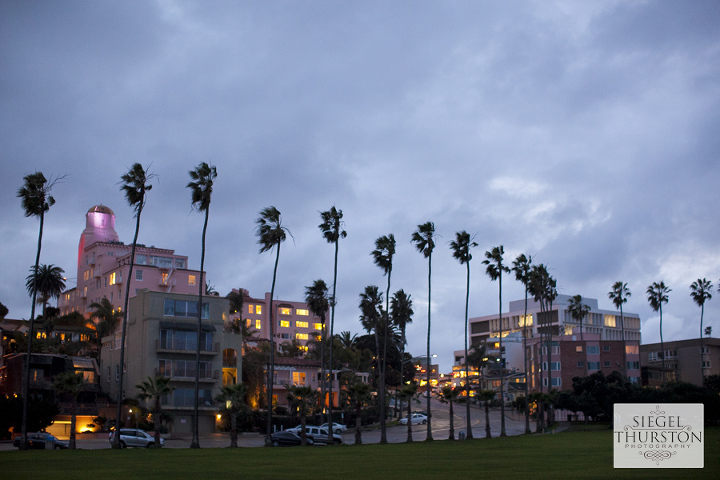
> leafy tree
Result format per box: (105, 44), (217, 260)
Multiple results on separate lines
(371, 234), (396, 444)
(706, 326), (713, 337)
(89, 298), (121, 378)
(390, 289), (413, 422)
(346, 380), (371, 445)
(17, 171), (59, 449)
(113, 163), (153, 448)
(187, 162), (216, 448)
(53, 371), (85, 449)
(512, 253), (533, 434)
(647, 281), (671, 384)
(318, 206), (346, 439)
(608, 281), (631, 376)
(439, 385), (460, 440)
(226, 290), (244, 315)
(450, 230), (477, 438)
(411, 221), (436, 441)
(0, 301), (8, 319)
(255, 206), (289, 446)
(567, 295), (591, 342)
(285, 385), (318, 446)
(215, 382), (248, 447)
(482, 245), (510, 436)
(304, 279), (329, 439)
(136, 375), (172, 448)
(690, 278), (713, 382)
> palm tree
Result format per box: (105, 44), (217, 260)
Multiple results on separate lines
(285, 385), (318, 446)
(567, 295), (591, 342)
(53, 371), (85, 449)
(450, 230), (477, 439)
(215, 382), (249, 448)
(26, 264), (66, 323)
(439, 385), (460, 440)
(608, 281), (631, 377)
(304, 279), (329, 437)
(477, 389), (496, 438)
(690, 278), (713, 383)
(136, 375), (172, 448)
(399, 381), (419, 442)
(371, 234), (396, 444)
(390, 289), (413, 421)
(89, 298), (122, 377)
(113, 163), (153, 448)
(18, 171), (58, 449)
(411, 221), (436, 441)
(318, 207), (346, 438)
(186, 162), (216, 448)
(255, 206), (289, 446)
(647, 281), (671, 385)
(511, 253), (532, 434)
(359, 286), (384, 392)
(482, 245), (510, 437)
(346, 380), (371, 445)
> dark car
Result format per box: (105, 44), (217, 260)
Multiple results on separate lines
(14, 432), (69, 450)
(270, 430), (314, 447)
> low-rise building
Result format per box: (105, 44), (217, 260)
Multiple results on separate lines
(640, 337), (720, 387)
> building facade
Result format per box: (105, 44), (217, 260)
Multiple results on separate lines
(640, 337), (720, 387)
(100, 289), (242, 435)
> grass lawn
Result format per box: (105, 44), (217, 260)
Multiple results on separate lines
(2, 426), (717, 479)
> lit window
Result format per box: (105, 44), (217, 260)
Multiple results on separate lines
(188, 275), (196, 286)
(255, 320), (262, 330)
(576, 346), (583, 353)
(248, 305), (254, 313)
(625, 345), (639, 355)
(313, 323), (323, 331)
(279, 307), (292, 315)
(256, 305), (262, 314)
(279, 320), (290, 328)
(292, 372), (306, 386)
(296, 333), (309, 340)
(161, 273), (169, 284)
(296, 321), (308, 328)
(604, 315), (616, 327)
(519, 314), (533, 327)
(296, 309), (309, 316)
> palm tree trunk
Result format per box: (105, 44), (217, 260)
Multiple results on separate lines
(464, 260), (473, 439)
(406, 396), (413, 442)
(484, 401), (491, 438)
(523, 286), (530, 434)
(660, 306), (665, 386)
(621, 305), (627, 378)
(114, 206), (143, 448)
(69, 399), (77, 449)
(327, 238), (339, 444)
(379, 270), (391, 444)
(699, 305), (704, 384)
(448, 399), (455, 440)
(498, 270), (506, 437)
(230, 412), (238, 448)
(154, 397), (162, 448)
(191, 208), (209, 449)
(265, 243), (280, 446)
(355, 404), (362, 445)
(425, 252), (433, 441)
(21, 210), (44, 449)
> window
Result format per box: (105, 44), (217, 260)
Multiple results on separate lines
(161, 272), (169, 284)
(292, 372), (306, 386)
(188, 275), (196, 286)
(109, 272), (121, 285)
(543, 362), (561, 371)
(519, 314), (533, 327)
(576, 346), (583, 353)
(626, 361), (640, 370)
(296, 309), (309, 316)
(587, 362), (601, 371)
(603, 361), (611, 368)
(256, 305), (262, 314)
(255, 319), (262, 330)
(296, 321), (309, 328)
(577, 361), (585, 368)
(543, 377), (561, 387)
(626, 345), (639, 354)
(163, 299), (209, 319)
(160, 329), (213, 352)
(136, 254), (146, 265)
(136, 270), (143, 281)
(603, 345), (610, 352)
(702, 347), (710, 354)
(248, 305), (254, 314)
(279, 320), (290, 328)
(296, 333), (309, 340)
(279, 307), (292, 315)
(171, 388), (212, 408)
(175, 258), (186, 269)
(587, 346), (599, 355)
(604, 315), (616, 327)
(313, 323), (323, 331)
(702, 361), (711, 369)
(116, 365), (120, 381)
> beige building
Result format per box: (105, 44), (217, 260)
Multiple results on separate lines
(101, 289), (242, 435)
(640, 337), (720, 387)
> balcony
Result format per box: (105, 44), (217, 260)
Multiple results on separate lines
(155, 368), (219, 382)
(155, 339), (220, 355)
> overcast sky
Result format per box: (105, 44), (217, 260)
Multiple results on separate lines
(2, 1), (719, 372)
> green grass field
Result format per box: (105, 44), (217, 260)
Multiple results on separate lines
(2, 427), (717, 479)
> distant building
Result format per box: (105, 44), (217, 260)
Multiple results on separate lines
(640, 337), (720, 387)
(59, 205), (204, 317)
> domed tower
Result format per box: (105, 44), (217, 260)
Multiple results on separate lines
(78, 205), (120, 269)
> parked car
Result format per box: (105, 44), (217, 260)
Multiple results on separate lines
(271, 430), (314, 446)
(320, 422), (347, 434)
(14, 432), (69, 450)
(399, 413), (428, 425)
(109, 428), (165, 448)
(285, 425), (342, 444)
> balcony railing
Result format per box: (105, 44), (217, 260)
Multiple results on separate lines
(155, 339), (219, 354)
(154, 368), (219, 382)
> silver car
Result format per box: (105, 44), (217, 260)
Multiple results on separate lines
(109, 428), (165, 448)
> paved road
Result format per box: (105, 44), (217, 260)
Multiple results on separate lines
(1, 399), (532, 450)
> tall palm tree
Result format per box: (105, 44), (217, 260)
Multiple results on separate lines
(215, 382), (248, 448)
(511, 253), (532, 434)
(567, 295), (591, 342)
(304, 279), (329, 438)
(411, 221), (436, 441)
(136, 375), (172, 448)
(18, 171), (58, 449)
(359, 286), (384, 395)
(186, 162), (216, 448)
(477, 389), (496, 438)
(647, 281), (671, 385)
(398, 381), (419, 442)
(371, 234), (395, 444)
(346, 380), (371, 445)
(318, 206), (346, 438)
(439, 385), (460, 440)
(285, 385), (318, 446)
(256, 206), (289, 446)
(608, 281), (631, 377)
(53, 371), (85, 449)
(450, 230), (477, 439)
(89, 298), (122, 378)
(113, 163), (153, 448)
(690, 278), (713, 383)
(390, 289), (413, 421)
(482, 245), (510, 437)
(26, 264), (66, 322)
